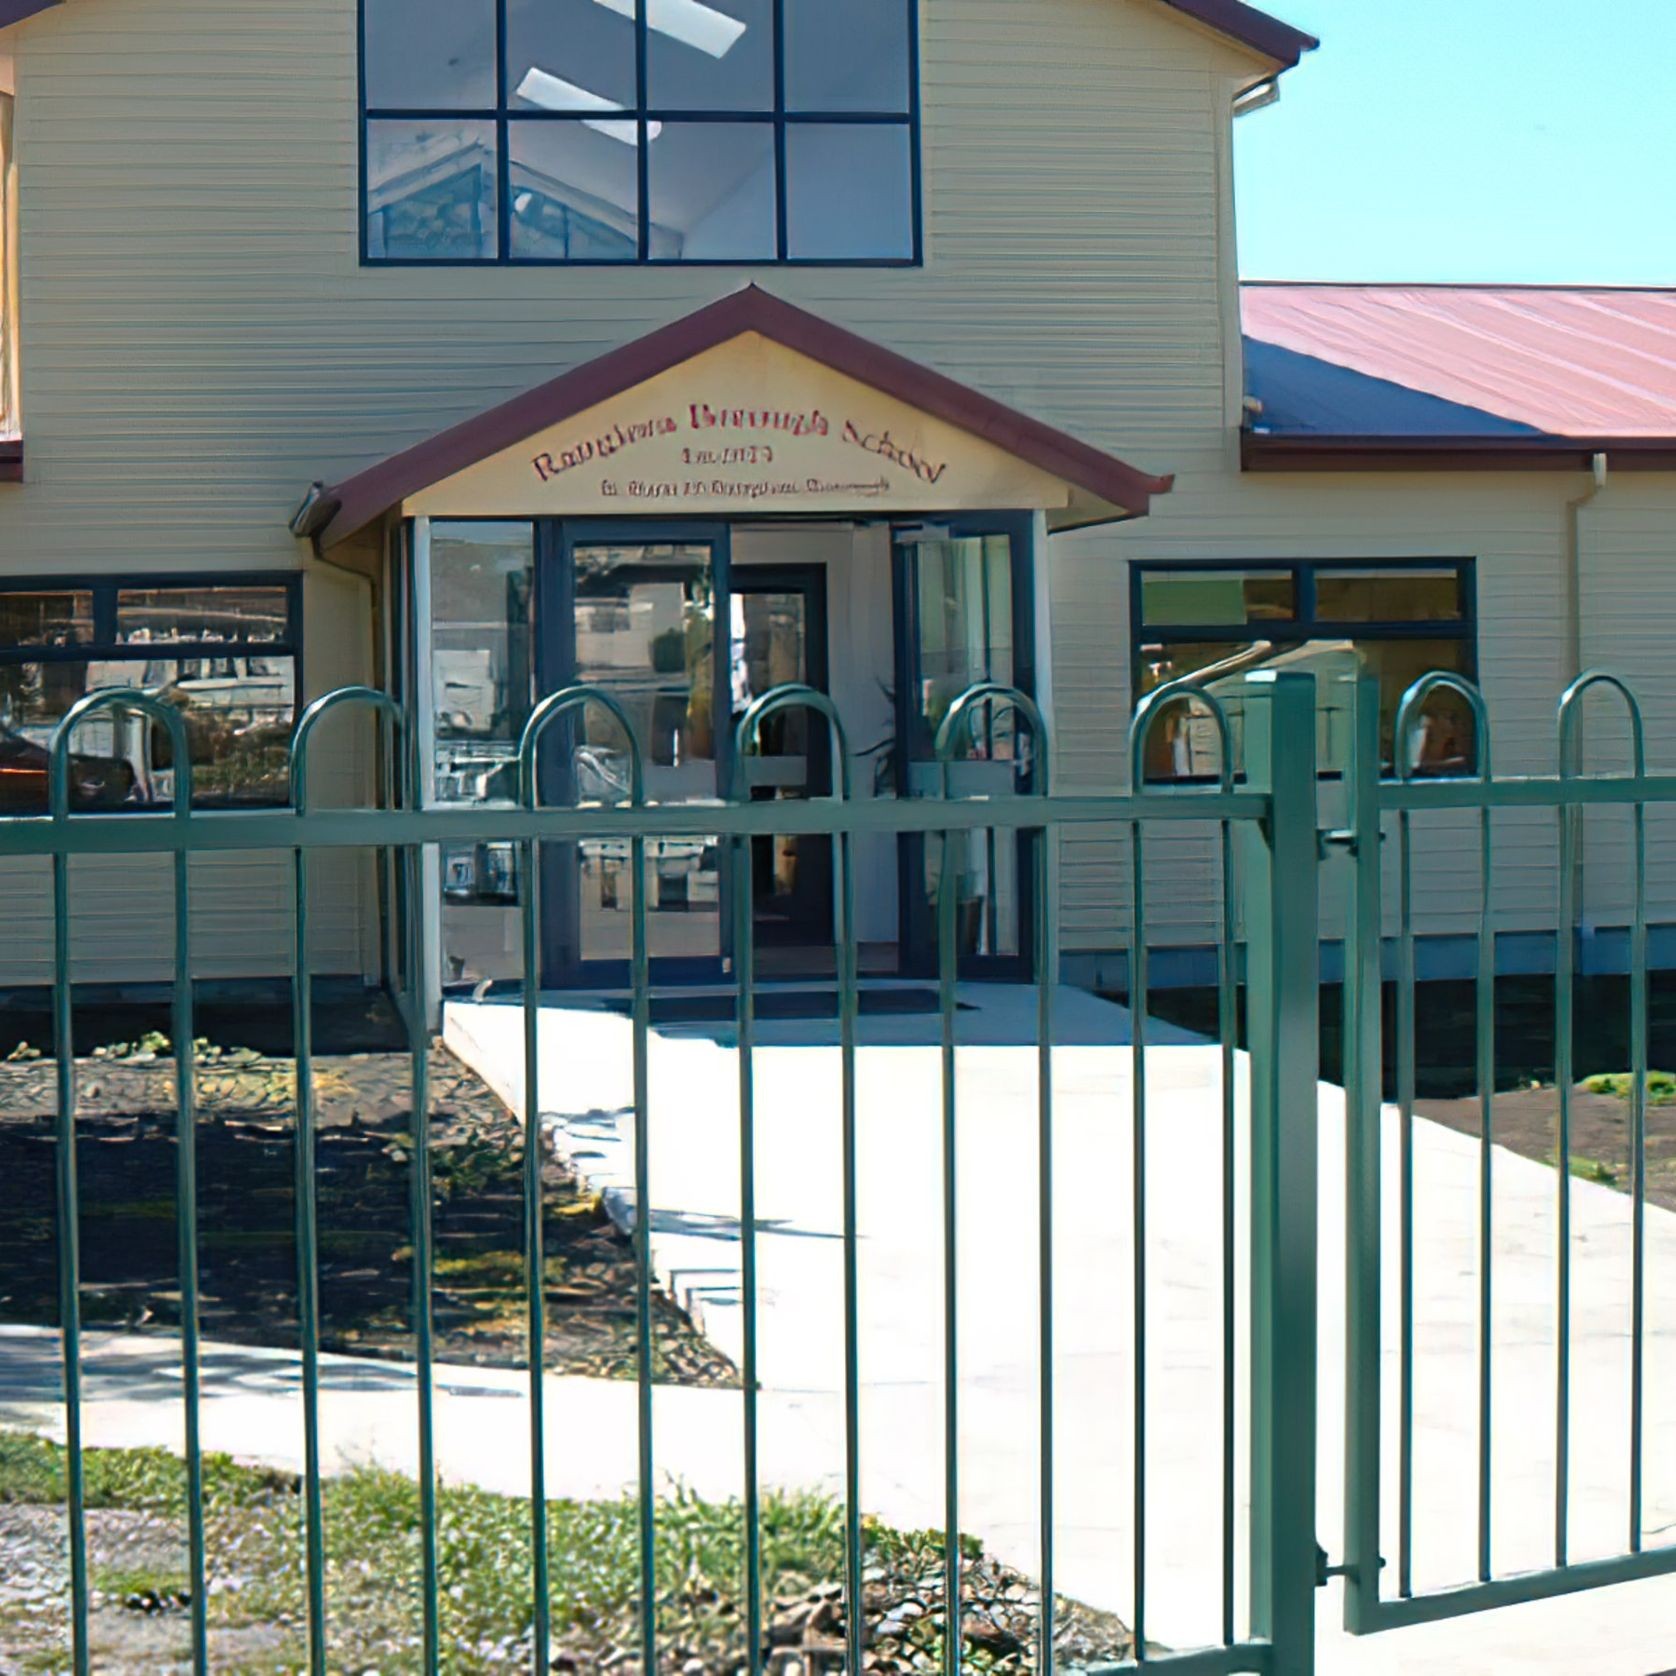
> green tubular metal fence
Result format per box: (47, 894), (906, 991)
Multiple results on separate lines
(9, 667), (1341, 1676)
(1338, 667), (1676, 1636)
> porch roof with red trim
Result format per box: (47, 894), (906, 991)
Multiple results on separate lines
(299, 287), (1174, 548)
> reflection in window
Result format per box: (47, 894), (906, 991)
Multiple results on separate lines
(574, 544), (716, 773)
(363, 0), (497, 110)
(573, 543), (722, 966)
(509, 121), (643, 260)
(785, 124), (914, 261)
(117, 586), (290, 645)
(651, 123), (778, 261)
(1314, 567), (1463, 623)
(0, 579), (300, 811)
(507, 0), (638, 112)
(362, 0), (917, 263)
(1140, 569), (1295, 627)
(785, 0), (912, 112)
(431, 523), (534, 806)
(912, 536), (1021, 962)
(0, 591), (92, 647)
(1133, 560), (1477, 781)
(366, 119), (500, 261)
(648, 0), (773, 111)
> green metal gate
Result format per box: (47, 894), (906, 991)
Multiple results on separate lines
(5, 662), (1672, 1673)
(1336, 668), (1676, 1635)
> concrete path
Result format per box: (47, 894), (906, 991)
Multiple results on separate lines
(445, 986), (1676, 1674)
(4, 982), (1675, 1673)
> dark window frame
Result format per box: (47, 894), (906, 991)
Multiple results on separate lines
(358, 0), (924, 268)
(1130, 556), (1480, 780)
(0, 572), (305, 811)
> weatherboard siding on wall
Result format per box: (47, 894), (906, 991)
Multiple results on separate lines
(0, 0), (1249, 983)
(1049, 468), (1676, 958)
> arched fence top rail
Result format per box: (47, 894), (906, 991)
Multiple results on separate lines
(1558, 671), (1647, 781)
(1392, 671), (1493, 786)
(734, 683), (855, 803)
(1128, 678), (1236, 796)
(289, 686), (407, 815)
(933, 682), (1051, 799)
(48, 688), (195, 823)
(518, 685), (648, 811)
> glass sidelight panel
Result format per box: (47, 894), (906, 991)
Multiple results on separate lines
(729, 576), (833, 956)
(904, 533), (1026, 965)
(572, 541), (722, 965)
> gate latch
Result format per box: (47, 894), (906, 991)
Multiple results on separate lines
(1316, 1545), (1385, 1588)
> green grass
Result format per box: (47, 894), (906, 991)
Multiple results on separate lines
(0, 1432), (878, 1671)
(1580, 1070), (1676, 1103)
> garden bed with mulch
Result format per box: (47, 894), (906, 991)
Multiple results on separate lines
(1416, 1075), (1676, 1211)
(0, 1038), (733, 1387)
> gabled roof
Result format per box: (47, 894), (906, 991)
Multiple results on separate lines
(1159, 0), (1317, 70)
(303, 286), (1174, 548)
(2, 0), (1319, 69)
(1242, 283), (1676, 470)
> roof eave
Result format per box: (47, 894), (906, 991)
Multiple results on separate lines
(315, 286), (1174, 549)
(0, 1), (59, 30)
(1161, 0), (1319, 72)
(1242, 432), (1676, 473)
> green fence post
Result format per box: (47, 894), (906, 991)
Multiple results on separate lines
(1340, 673), (1384, 1633)
(1241, 671), (1321, 1676)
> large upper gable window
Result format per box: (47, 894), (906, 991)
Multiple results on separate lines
(360, 0), (920, 266)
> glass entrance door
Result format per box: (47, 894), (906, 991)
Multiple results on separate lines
(541, 526), (729, 981)
(537, 526), (837, 984)
(893, 515), (1039, 979)
(730, 567), (833, 966)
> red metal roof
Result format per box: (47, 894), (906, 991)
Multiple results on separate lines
(1243, 284), (1676, 442)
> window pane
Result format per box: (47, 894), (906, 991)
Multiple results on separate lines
(651, 122), (776, 259)
(431, 523), (534, 805)
(1315, 566), (1464, 623)
(1364, 638), (1478, 776)
(785, 0), (911, 112)
(1140, 569), (1295, 627)
(0, 590), (93, 647)
(915, 537), (1015, 755)
(573, 543), (720, 964)
(116, 586), (291, 646)
(510, 120), (641, 260)
(1135, 637), (1478, 779)
(0, 657), (296, 811)
(785, 123), (913, 260)
(363, 0), (497, 110)
(367, 120), (500, 260)
(507, 0), (639, 113)
(647, 0), (773, 112)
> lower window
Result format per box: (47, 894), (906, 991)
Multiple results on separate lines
(1133, 560), (1478, 781)
(0, 577), (301, 811)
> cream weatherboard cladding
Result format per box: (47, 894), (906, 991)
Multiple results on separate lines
(3, 0), (1672, 985)
(0, 0), (1256, 983)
